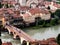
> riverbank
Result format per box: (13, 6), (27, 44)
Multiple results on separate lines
(14, 18), (60, 29)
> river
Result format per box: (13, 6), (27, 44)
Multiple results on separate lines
(1, 25), (60, 45)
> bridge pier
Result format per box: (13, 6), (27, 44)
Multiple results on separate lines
(27, 42), (29, 45)
(8, 30), (11, 34)
(13, 35), (16, 39)
(21, 38), (30, 45)
(13, 34), (17, 39)
(7, 28), (11, 34)
(20, 37), (25, 45)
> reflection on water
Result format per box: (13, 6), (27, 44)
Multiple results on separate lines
(1, 25), (60, 45)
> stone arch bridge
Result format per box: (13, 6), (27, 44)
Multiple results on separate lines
(5, 25), (39, 45)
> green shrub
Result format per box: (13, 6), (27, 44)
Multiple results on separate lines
(54, 9), (60, 18)
(50, 19), (56, 26)
(56, 34), (60, 45)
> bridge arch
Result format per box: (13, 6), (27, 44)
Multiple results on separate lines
(16, 35), (20, 40)
(4, 28), (8, 32)
(7, 30), (10, 34)
(13, 32), (18, 39)
(22, 40), (27, 45)
(14, 32), (16, 34)
(10, 32), (13, 35)
(5, 25), (35, 45)
(4, 28), (9, 33)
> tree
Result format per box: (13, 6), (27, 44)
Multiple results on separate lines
(35, 17), (41, 26)
(46, 0), (52, 1)
(56, 34), (60, 45)
(0, 2), (2, 8)
(0, 30), (1, 36)
(54, 9), (60, 19)
(57, 0), (60, 1)
(50, 18), (56, 26)
(0, 39), (2, 45)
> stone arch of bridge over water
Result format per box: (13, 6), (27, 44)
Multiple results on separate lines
(22, 40), (27, 45)
(16, 35), (21, 40)
(10, 32), (13, 36)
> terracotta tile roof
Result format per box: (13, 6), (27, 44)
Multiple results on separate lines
(30, 37), (57, 44)
(44, 1), (51, 5)
(3, 0), (8, 1)
(53, 3), (60, 8)
(31, 2), (37, 5)
(3, 0), (14, 2)
(2, 0), (16, 4)
(20, 6), (30, 11)
(41, 9), (50, 14)
(12, 13), (22, 18)
(37, 3), (45, 7)
(0, 11), (3, 14)
(47, 38), (56, 42)
(7, 9), (14, 14)
(39, 40), (48, 45)
(0, 8), (3, 11)
(23, 13), (31, 17)
(29, 8), (41, 15)
(29, 8), (50, 15)
(29, 40), (38, 44)
(0, 9), (4, 14)
(49, 42), (58, 45)
(2, 1), (8, 4)
(10, 1), (16, 4)
(13, 15), (22, 18)
(43, 1), (60, 9)
(2, 42), (12, 45)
